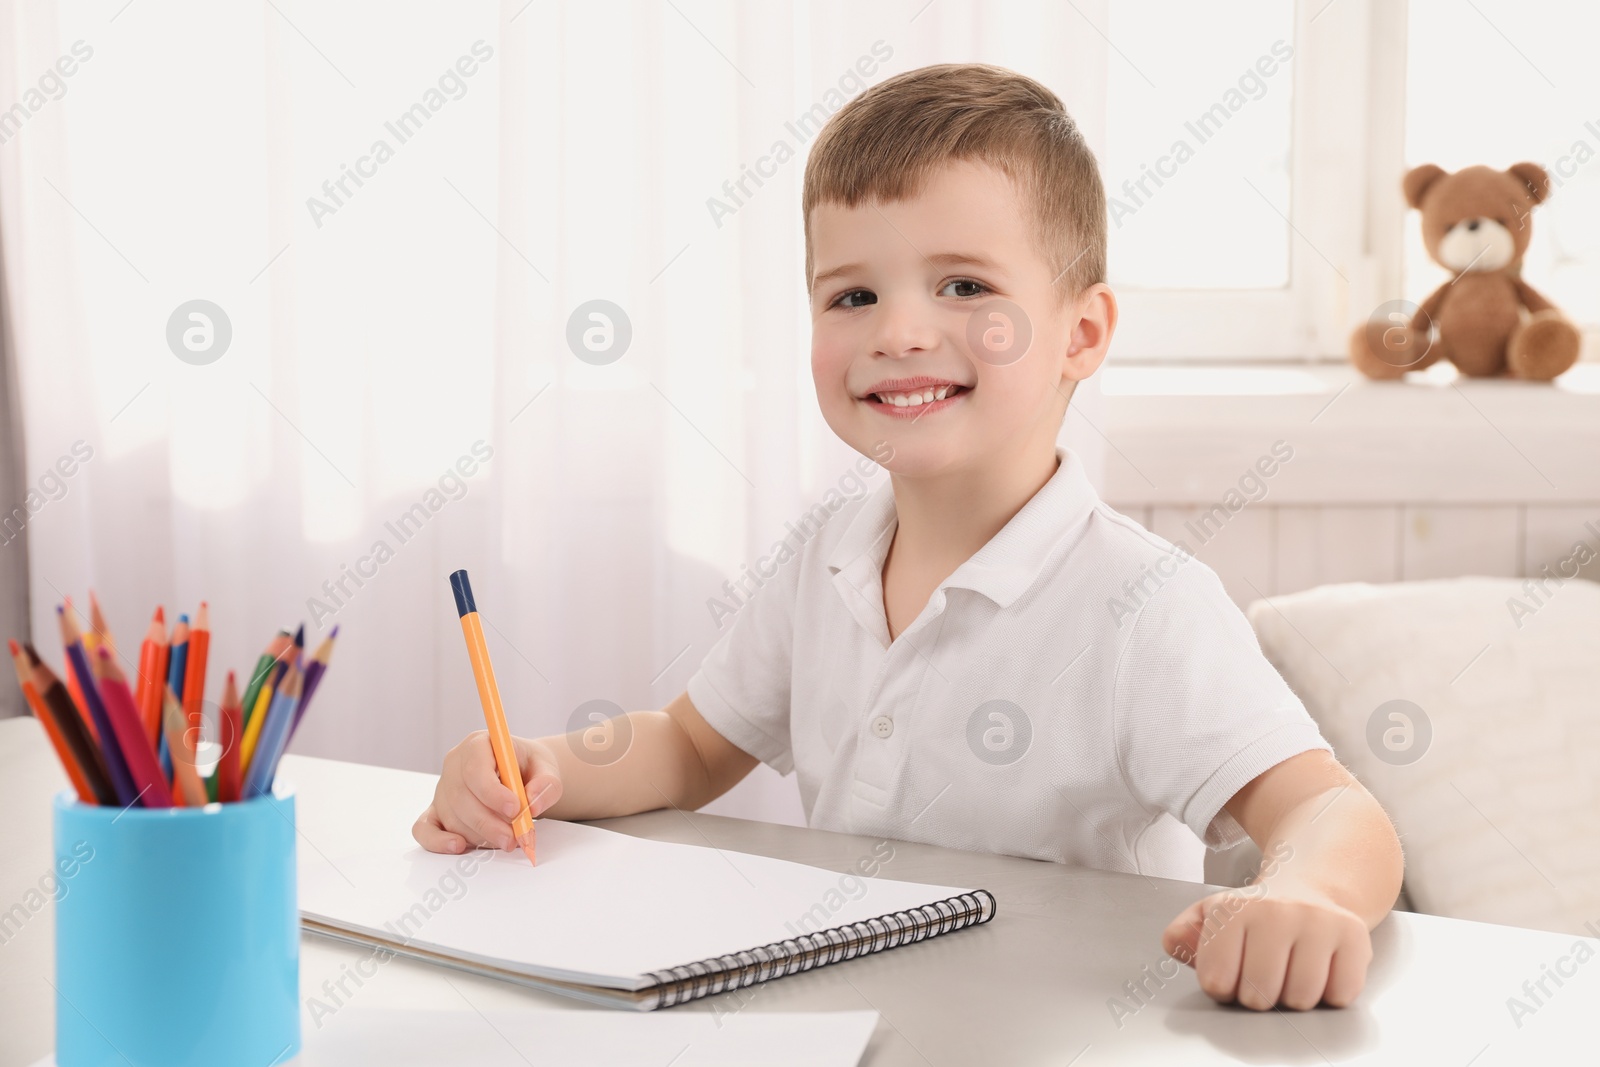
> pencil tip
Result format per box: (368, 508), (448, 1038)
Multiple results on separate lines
(153, 605), (164, 623)
(293, 623), (305, 645)
(6, 638), (18, 656)
(329, 624), (340, 638)
(178, 614), (189, 624)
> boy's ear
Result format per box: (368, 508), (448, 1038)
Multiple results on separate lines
(1063, 283), (1116, 382)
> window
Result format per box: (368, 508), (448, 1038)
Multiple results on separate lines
(1404, 0), (1600, 333)
(1102, 0), (1596, 365)
(1104, 1), (1295, 291)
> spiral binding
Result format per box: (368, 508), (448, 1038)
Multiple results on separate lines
(642, 888), (997, 1009)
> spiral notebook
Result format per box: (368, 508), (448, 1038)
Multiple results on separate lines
(298, 817), (996, 1010)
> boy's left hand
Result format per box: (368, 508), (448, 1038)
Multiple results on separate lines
(1162, 880), (1373, 1011)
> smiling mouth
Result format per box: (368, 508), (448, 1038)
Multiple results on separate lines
(862, 384), (972, 408)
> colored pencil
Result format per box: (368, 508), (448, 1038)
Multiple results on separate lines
(242, 659), (301, 799)
(10, 640), (95, 803)
(239, 659), (284, 774)
(58, 606), (137, 806)
(94, 648), (173, 807)
(160, 614), (189, 778)
(136, 606), (166, 745)
(21, 643), (118, 805)
(217, 670), (243, 803)
(182, 601), (210, 736)
(59, 598), (95, 741)
(87, 590), (117, 655)
(161, 685), (208, 807)
(449, 569), (536, 864)
(240, 630), (292, 733)
(165, 614), (189, 703)
(287, 625), (337, 744)
(241, 631), (296, 773)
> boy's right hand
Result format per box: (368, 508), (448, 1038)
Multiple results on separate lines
(412, 731), (565, 854)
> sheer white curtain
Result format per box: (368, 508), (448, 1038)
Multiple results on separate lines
(0, 0), (1108, 823)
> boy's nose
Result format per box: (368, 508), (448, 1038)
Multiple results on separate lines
(869, 303), (939, 359)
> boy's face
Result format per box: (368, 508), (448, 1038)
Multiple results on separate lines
(807, 159), (1105, 478)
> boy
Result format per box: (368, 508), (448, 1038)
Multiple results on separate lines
(414, 62), (1403, 1012)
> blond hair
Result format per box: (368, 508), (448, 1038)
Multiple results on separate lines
(802, 62), (1105, 304)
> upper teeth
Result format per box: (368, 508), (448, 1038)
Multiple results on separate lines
(874, 386), (954, 406)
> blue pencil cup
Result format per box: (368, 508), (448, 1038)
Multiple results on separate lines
(53, 788), (300, 1067)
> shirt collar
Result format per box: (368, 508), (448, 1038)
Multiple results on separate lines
(825, 445), (1097, 609)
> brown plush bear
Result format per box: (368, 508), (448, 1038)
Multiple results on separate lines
(1349, 163), (1581, 381)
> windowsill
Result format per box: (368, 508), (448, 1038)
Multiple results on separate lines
(1098, 361), (1600, 505)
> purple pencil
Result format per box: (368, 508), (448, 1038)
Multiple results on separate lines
(286, 625), (337, 744)
(58, 606), (139, 806)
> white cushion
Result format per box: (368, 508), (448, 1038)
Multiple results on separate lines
(1246, 577), (1600, 936)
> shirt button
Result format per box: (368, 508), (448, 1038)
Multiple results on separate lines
(870, 715), (894, 739)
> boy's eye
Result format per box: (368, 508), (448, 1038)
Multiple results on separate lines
(942, 278), (989, 298)
(830, 279), (988, 309)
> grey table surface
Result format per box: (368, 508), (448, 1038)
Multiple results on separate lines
(2, 717), (1593, 1066)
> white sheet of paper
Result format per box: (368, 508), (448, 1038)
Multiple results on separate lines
(32, 1006), (881, 1067)
(300, 817), (976, 988)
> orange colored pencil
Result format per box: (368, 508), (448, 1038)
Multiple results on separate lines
(217, 670), (243, 804)
(94, 647), (173, 807)
(181, 601), (210, 737)
(137, 606), (167, 745)
(10, 640), (95, 803)
(60, 597), (95, 741)
(449, 569), (536, 864)
(87, 590), (118, 655)
(162, 685), (208, 807)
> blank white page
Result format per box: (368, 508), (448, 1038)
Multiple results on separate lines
(299, 817), (977, 988)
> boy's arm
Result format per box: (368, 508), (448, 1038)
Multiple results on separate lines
(544, 689), (760, 819)
(1161, 750), (1404, 1011)
(413, 690), (758, 852)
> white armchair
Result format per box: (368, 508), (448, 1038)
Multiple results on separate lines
(1235, 577), (1600, 937)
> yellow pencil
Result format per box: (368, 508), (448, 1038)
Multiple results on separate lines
(238, 675), (277, 773)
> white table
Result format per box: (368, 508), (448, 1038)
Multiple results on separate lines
(2, 717), (1594, 1065)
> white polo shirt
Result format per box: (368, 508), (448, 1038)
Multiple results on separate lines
(686, 445), (1330, 883)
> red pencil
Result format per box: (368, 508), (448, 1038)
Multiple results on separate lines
(182, 602), (210, 738)
(137, 606), (167, 746)
(218, 670), (243, 803)
(93, 647), (173, 807)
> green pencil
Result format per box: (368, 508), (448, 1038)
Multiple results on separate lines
(239, 631), (291, 733)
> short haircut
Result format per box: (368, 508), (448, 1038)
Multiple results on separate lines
(802, 62), (1106, 305)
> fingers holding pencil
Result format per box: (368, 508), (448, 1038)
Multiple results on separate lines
(415, 731), (563, 855)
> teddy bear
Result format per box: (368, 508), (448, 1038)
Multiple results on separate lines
(1349, 162), (1581, 381)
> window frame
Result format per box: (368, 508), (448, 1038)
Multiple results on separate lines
(1109, 0), (1406, 364)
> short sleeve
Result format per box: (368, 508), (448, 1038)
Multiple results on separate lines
(685, 555), (802, 776)
(1112, 561), (1331, 850)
